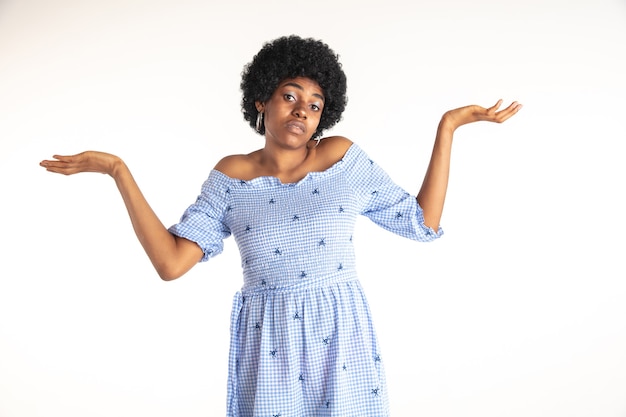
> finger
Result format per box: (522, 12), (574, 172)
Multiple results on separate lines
(51, 154), (78, 163)
(40, 159), (65, 168)
(501, 101), (522, 115)
(487, 99), (504, 114)
(40, 161), (67, 174)
(501, 101), (520, 111)
(494, 102), (522, 123)
(40, 157), (81, 175)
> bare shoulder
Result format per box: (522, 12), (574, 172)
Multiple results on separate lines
(315, 136), (353, 166)
(213, 153), (258, 180)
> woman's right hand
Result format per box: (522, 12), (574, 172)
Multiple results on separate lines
(40, 151), (123, 177)
(40, 150), (203, 280)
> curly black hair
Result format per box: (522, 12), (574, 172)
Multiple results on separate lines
(240, 35), (348, 139)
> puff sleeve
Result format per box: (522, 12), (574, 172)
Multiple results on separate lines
(342, 144), (443, 242)
(168, 170), (232, 262)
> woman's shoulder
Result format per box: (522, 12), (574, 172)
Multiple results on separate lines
(315, 135), (353, 166)
(212, 136), (356, 182)
(213, 153), (257, 180)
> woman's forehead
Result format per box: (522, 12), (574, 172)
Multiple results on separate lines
(276, 77), (324, 98)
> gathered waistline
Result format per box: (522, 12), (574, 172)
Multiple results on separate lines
(239, 270), (359, 297)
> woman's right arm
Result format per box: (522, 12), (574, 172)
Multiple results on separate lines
(40, 151), (203, 280)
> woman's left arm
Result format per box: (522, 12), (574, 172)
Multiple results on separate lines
(417, 99), (522, 230)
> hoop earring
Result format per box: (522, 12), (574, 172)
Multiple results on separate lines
(256, 112), (264, 133)
(315, 137), (321, 147)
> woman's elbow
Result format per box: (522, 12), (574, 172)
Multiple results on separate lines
(155, 237), (203, 281)
(155, 261), (191, 281)
(158, 270), (182, 281)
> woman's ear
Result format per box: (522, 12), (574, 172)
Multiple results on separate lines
(255, 101), (264, 113)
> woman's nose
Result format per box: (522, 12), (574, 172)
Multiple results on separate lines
(293, 105), (307, 119)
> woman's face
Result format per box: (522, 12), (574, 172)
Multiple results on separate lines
(258, 77), (325, 148)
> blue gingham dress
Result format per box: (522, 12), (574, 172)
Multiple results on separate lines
(169, 143), (442, 417)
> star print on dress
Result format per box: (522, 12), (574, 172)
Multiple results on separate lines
(168, 143), (442, 416)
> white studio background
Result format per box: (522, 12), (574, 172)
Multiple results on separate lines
(1, 0), (625, 416)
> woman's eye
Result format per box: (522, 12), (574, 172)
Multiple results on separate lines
(311, 104), (320, 111)
(284, 94), (295, 101)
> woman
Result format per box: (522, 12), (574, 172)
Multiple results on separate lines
(40, 35), (521, 416)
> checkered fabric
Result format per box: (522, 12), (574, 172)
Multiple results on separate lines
(169, 143), (443, 417)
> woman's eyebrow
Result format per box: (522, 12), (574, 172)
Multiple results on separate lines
(282, 82), (325, 102)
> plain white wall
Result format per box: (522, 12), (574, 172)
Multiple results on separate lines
(1, 0), (625, 416)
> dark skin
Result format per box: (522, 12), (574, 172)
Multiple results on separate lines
(40, 76), (522, 280)
(215, 78), (350, 184)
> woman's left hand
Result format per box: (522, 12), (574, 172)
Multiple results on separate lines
(442, 99), (522, 132)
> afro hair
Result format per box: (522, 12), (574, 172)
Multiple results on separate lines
(240, 35), (348, 139)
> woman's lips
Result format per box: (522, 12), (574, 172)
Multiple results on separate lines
(286, 120), (306, 134)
